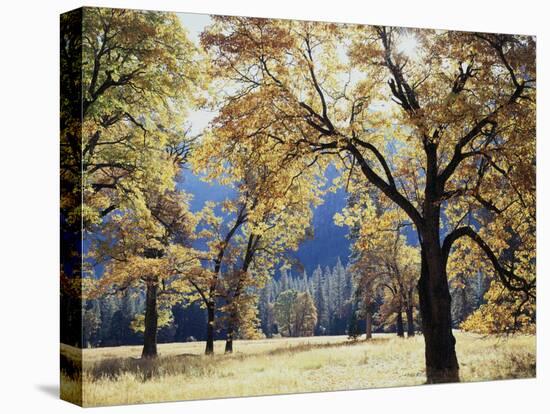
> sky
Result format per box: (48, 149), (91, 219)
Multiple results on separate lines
(177, 12), (212, 45)
(177, 13), (216, 134)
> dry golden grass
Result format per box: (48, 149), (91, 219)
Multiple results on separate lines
(60, 331), (535, 407)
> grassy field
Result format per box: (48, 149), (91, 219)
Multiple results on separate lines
(61, 331), (536, 407)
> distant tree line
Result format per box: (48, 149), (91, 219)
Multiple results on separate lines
(260, 259), (353, 337)
(82, 290), (206, 347)
(83, 256), (493, 348)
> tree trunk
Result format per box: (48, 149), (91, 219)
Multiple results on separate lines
(406, 305), (415, 337)
(141, 283), (158, 359)
(417, 237), (459, 383)
(396, 308), (405, 337)
(225, 331), (234, 353)
(224, 316), (235, 354)
(365, 310), (372, 340)
(205, 303), (215, 355)
(225, 277), (244, 354)
(224, 304), (238, 353)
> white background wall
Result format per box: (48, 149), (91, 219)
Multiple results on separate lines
(0, 0), (546, 412)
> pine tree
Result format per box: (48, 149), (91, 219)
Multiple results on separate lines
(109, 309), (126, 346)
(312, 265), (328, 334)
(289, 271), (297, 291)
(450, 270), (489, 327)
(333, 257), (346, 318)
(83, 300), (101, 347)
(344, 264), (354, 303)
(269, 278), (279, 300)
(280, 269), (289, 292)
(259, 283), (272, 337)
(99, 295), (118, 345)
(300, 270), (309, 293)
(323, 265), (333, 331)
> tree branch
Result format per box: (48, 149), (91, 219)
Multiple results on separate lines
(442, 226), (535, 298)
(346, 142), (423, 229)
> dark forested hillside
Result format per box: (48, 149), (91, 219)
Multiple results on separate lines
(294, 185), (350, 274)
(180, 166), (352, 275)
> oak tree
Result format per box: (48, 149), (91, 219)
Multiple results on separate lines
(202, 18), (535, 382)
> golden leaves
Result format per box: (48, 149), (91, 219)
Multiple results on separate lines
(461, 280), (535, 334)
(81, 13), (536, 339)
(77, 8), (207, 229)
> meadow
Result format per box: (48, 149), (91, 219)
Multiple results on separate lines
(61, 332), (536, 407)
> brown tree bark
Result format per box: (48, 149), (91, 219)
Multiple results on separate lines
(225, 279), (244, 353)
(141, 282), (158, 359)
(396, 308), (405, 337)
(224, 298), (239, 353)
(406, 305), (415, 337)
(365, 310), (372, 340)
(413, 141), (459, 383)
(205, 303), (215, 355)
(417, 233), (459, 383)
(225, 287), (242, 354)
(224, 329), (234, 353)
(225, 297), (239, 353)
(225, 235), (259, 353)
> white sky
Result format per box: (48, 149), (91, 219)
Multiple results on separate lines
(177, 13), (216, 135)
(178, 12), (212, 45)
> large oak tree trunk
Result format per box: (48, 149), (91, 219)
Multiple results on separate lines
(417, 233), (459, 383)
(396, 308), (405, 337)
(406, 305), (415, 337)
(365, 310), (372, 340)
(205, 303), (215, 355)
(416, 147), (460, 383)
(142, 283), (158, 359)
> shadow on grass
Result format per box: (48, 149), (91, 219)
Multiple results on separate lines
(85, 353), (215, 381)
(61, 337), (390, 382)
(263, 337), (390, 357)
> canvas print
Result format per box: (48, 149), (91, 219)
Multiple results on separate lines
(60, 6), (536, 407)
